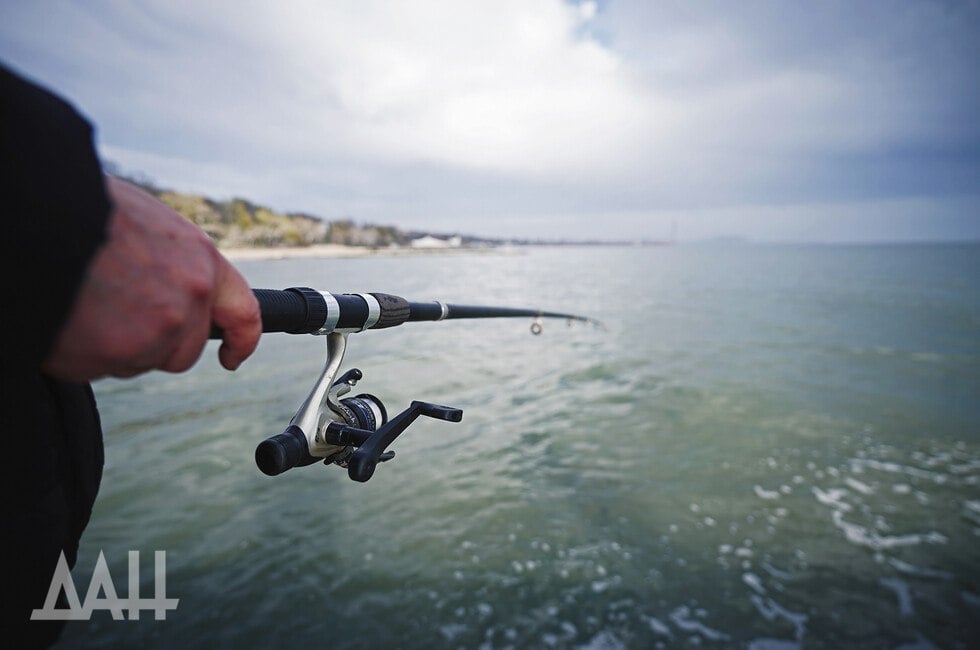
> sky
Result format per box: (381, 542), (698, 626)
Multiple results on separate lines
(1, 0), (978, 243)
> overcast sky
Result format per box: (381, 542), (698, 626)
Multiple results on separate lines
(2, 1), (978, 242)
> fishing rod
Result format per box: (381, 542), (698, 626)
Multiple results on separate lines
(216, 288), (600, 483)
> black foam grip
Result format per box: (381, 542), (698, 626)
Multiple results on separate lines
(370, 293), (411, 329)
(255, 287), (326, 334)
(212, 288), (328, 338)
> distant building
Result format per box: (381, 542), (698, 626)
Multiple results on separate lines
(410, 235), (462, 248)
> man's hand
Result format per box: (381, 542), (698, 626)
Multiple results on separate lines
(42, 176), (261, 381)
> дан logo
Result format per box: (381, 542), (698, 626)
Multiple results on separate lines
(31, 550), (179, 621)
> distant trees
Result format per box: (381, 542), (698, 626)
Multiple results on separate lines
(104, 162), (476, 249)
(326, 220), (403, 247)
(154, 193), (327, 247)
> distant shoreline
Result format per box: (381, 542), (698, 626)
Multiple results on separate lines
(219, 243), (509, 262)
(219, 241), (681, 262)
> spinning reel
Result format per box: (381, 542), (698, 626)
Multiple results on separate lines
(218, 287), (599, 482)
(254, 331), (461, 482)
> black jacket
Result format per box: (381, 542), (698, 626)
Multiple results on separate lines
(1, 63), (111, 647)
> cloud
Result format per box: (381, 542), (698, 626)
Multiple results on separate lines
(27, 2), (651, 180)
(206, 1), (655, 180)
(1, 0), (977, 241)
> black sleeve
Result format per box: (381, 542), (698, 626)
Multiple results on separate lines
(0, 63), (112, 366)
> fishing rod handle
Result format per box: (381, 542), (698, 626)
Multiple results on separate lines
(252, 288), (322, 334)
(210, 288), (410, 338)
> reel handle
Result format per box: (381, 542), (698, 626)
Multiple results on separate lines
(326, 401), (463, 482)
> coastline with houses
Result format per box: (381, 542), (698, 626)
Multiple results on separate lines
(110, 169), (668, 261)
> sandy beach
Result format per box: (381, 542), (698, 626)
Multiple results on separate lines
(220, 243), (374, 261)
(219, 244), (506, 262)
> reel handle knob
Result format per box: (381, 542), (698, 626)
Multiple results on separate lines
(347, 400), (462, 482)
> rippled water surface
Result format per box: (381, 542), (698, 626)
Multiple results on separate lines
(59, 244), (979, 648)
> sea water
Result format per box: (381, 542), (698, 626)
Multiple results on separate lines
(59, 244), (979, 648)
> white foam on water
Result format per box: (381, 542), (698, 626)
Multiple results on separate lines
(880, 577), (914, 616)
(439, 622), (468, 642)
(668, 605), (729, 641)
(873, 514), (891, 532)
(761, 561), (793, 581)
(644, 615), (673, 637)
(962, 591), (980, 607)
(948, 459), (980, 474)
(749, 594), (808, 641)
(575, 630), (625, 650)
(887, 557), (953, 580)
(743, 572), (767, 595)
(831, 510), (948, 550)
(844, 477), (875, 495)
(812, 487), (853, 512)
(965, 500), (980, 524)
(754, 485), (781, 500)
(850, 458), (948, 484)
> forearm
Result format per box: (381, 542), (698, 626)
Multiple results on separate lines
(0, 63), (111, 367)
